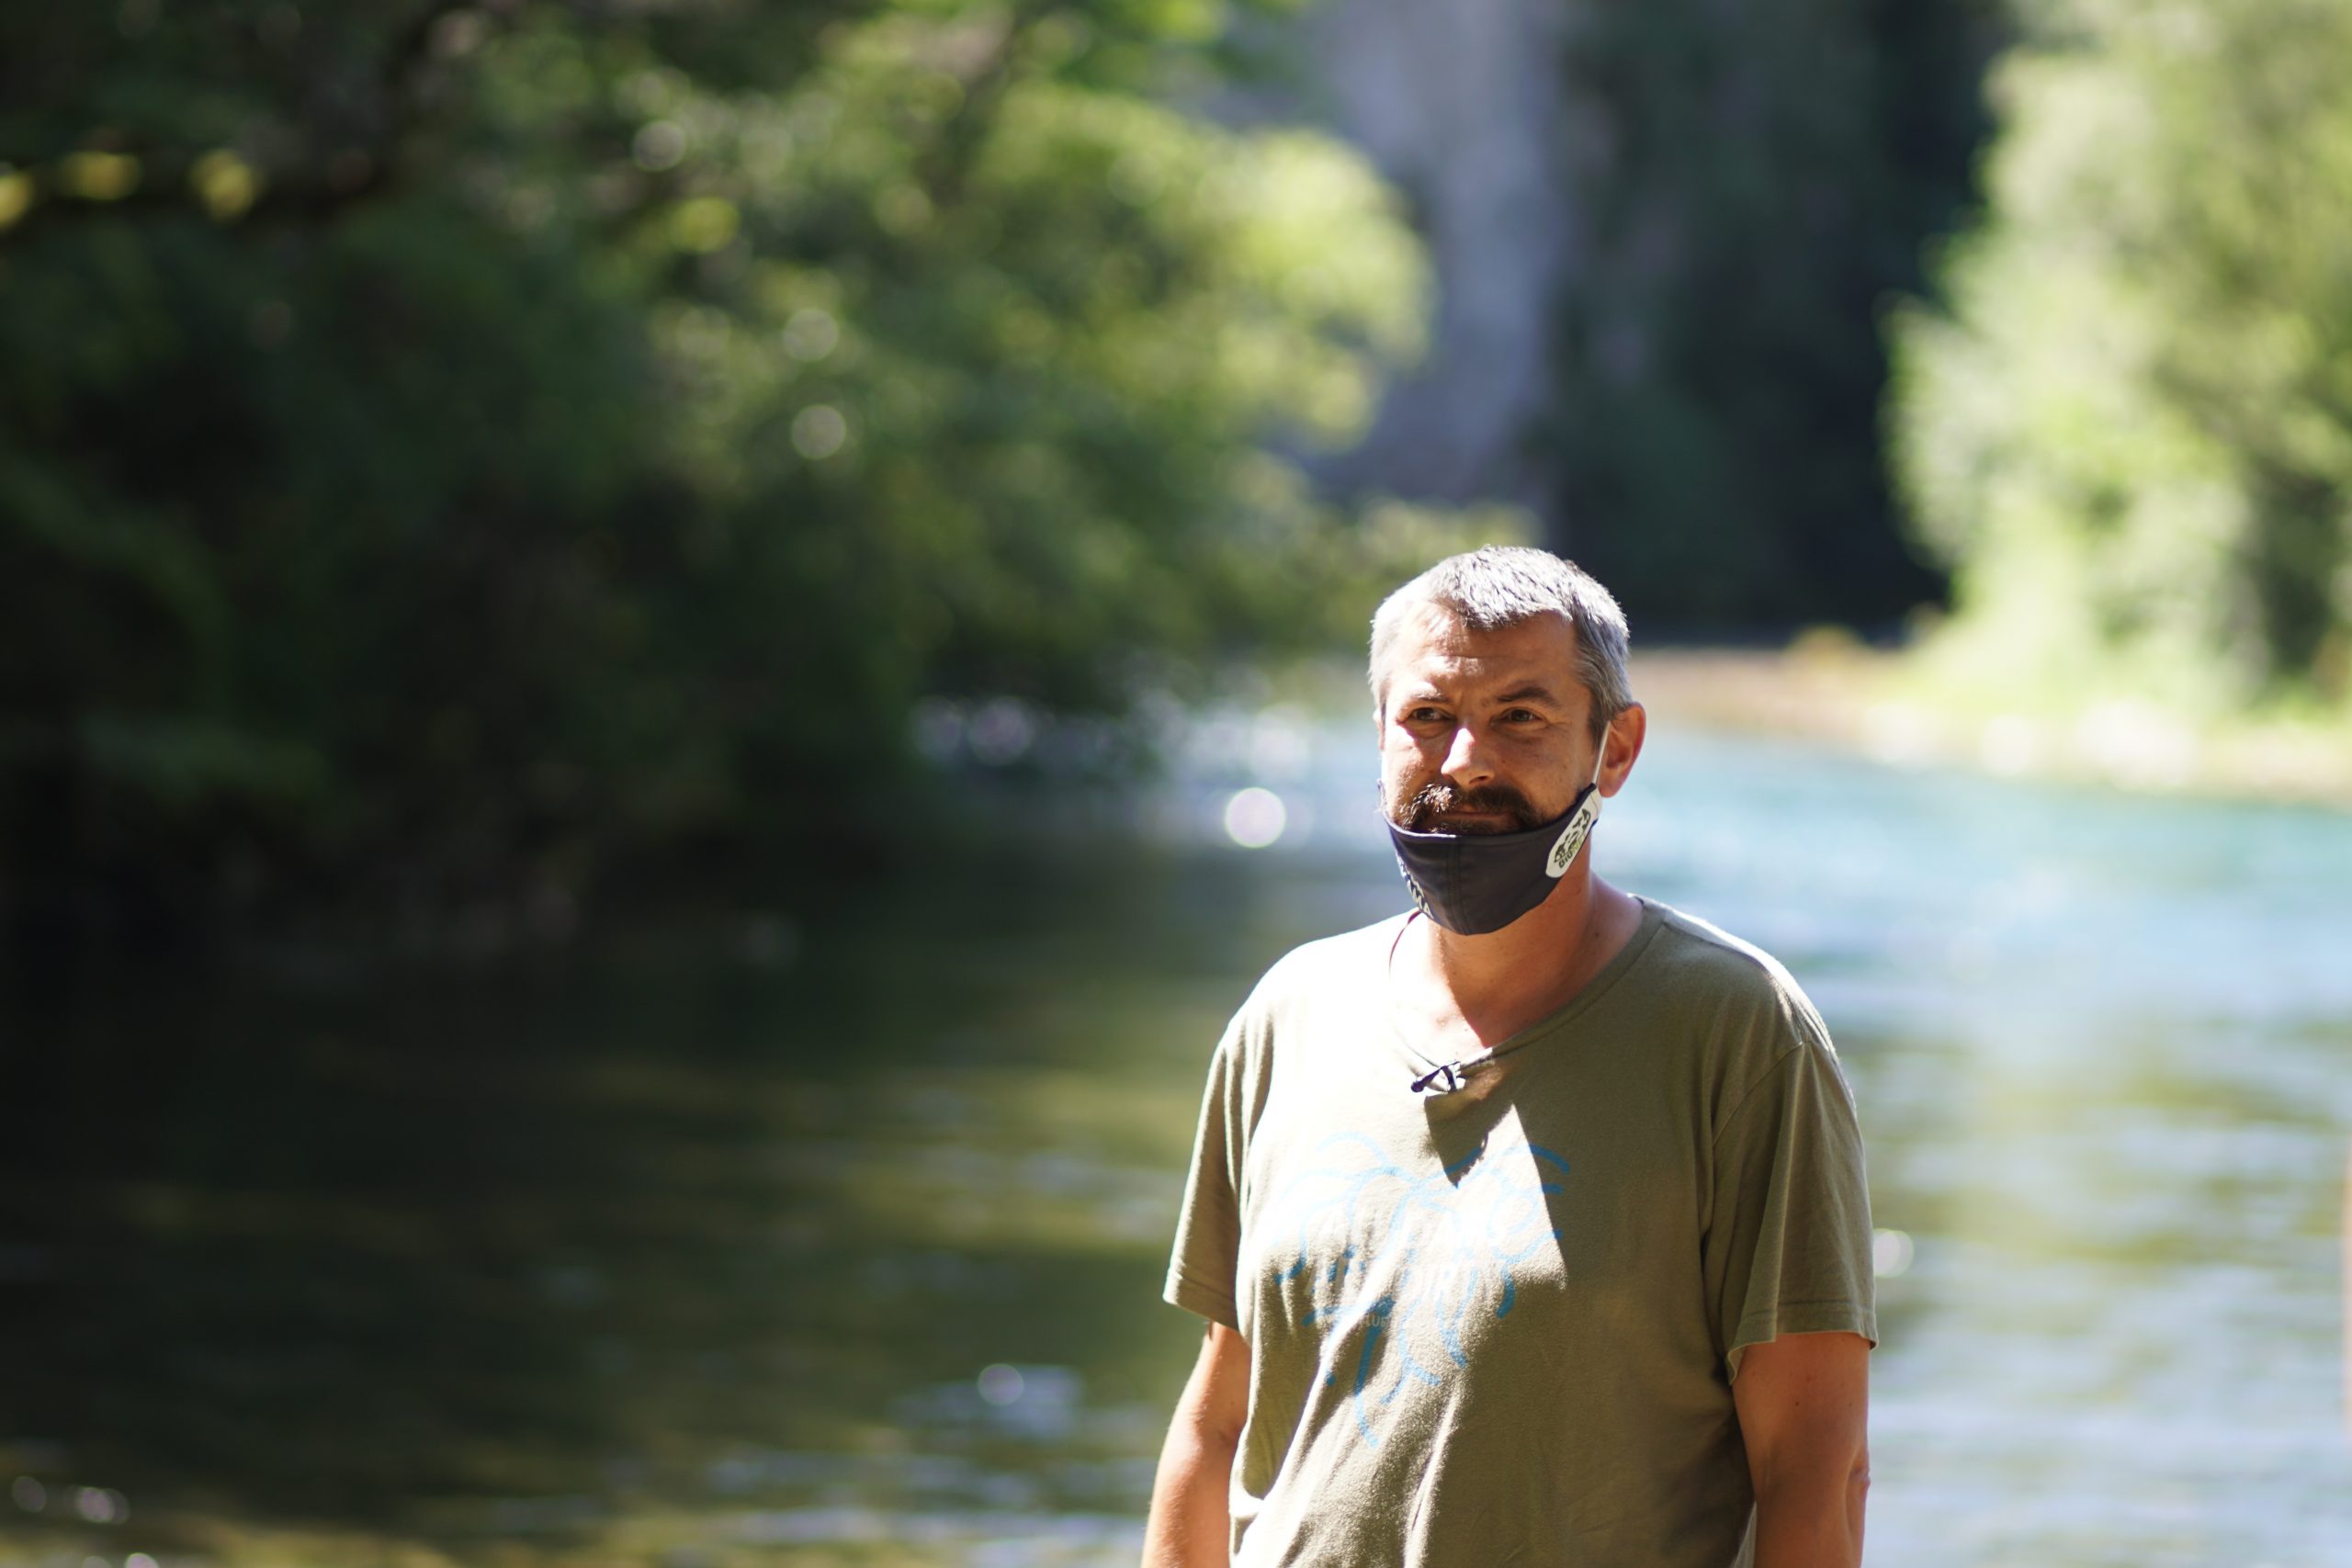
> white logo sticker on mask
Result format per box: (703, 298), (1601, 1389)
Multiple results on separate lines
(1545, 809), (1589, 877)
(1544, 750), (1610, 878)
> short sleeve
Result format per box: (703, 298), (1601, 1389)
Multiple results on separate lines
(1164, 1028), (1246, 1330)
(1704, 1022), (1876, 1378)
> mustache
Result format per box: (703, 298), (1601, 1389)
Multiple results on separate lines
(1405, 781), (1541, 833)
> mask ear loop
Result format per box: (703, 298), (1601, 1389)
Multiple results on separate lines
(1573, 726), (1611, 817)
(1543, 739), (1611, 880)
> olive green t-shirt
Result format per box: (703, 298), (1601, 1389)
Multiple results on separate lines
(1164, 897), (1875, 1568)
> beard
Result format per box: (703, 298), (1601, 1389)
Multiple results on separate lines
(1396, 779), (1544, 834)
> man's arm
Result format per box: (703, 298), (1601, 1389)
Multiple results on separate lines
(1142, 1322), (1250, 1568)
(1733, 1329), (1871, 1568)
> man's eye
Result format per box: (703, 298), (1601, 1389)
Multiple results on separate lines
(1502, 708), (1541, 723)
(1406, 707), (1448, 724)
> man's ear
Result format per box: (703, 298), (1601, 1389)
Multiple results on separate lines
(1600, 703), (1647, 796)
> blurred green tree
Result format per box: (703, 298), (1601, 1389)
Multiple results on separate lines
(1893, 0), (2352, 712)
(1546, 0), (1998, 632)
(0, 0), (1477, 942)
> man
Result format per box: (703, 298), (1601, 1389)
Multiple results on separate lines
(1143, 547), (1875, 1567)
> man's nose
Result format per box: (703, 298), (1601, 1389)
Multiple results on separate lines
(1442, 724), (1493, 784)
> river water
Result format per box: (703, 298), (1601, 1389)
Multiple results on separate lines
(6, 709), (2349, 1566)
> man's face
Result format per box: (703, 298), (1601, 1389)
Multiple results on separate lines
(1377, 608), (1599, 835)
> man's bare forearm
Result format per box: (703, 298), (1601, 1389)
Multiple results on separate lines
(1141, 1415), (1237, 1568)
(1735, 1331), (1871, 1568)
(1144, 1323), (1249, 1568)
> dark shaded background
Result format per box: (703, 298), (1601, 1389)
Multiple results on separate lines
(0, 0), (2005, 950)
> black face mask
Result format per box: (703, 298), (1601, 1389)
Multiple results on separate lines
(1385, 750), (1606, 936)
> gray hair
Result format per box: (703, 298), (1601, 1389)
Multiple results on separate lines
(1368, 546), (1633, 739)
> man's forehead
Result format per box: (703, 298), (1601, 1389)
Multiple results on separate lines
(1392, 606), (1581, 681)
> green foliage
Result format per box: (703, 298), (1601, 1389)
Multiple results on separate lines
(1893, 0), (2352, 710)
(1547, 0), (1996, 630)
(0, 0), (1471, 935)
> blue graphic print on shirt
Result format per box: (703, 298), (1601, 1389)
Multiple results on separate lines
(1268, 1128), (1571, 1444)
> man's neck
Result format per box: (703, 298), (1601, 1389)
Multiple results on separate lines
(1397, 872), (1643, 1054)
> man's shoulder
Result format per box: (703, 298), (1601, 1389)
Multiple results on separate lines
(1641, 898), (1804, 988)
(1204, 916), (1402, 1083)
(1626, 897), (1832, 1042)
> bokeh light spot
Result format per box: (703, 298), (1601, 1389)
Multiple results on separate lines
(0, 170), (37, 230)
(669, 196), (739, 254)
(791, 404), (848, 459)
(782, 308), (840, 362)
(191, 149), (261, 220)
(59, 151), (141, 202)
(967, 699), (1036, 766)
(977, 1362), (1023, 1405)
(632, 120), (687, 172)
(1224, 786), (1287, 849)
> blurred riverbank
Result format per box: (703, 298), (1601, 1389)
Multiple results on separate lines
(1635, 642), (2352, 811)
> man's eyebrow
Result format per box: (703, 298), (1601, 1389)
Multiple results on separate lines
(1491, 683), (1565, 706)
